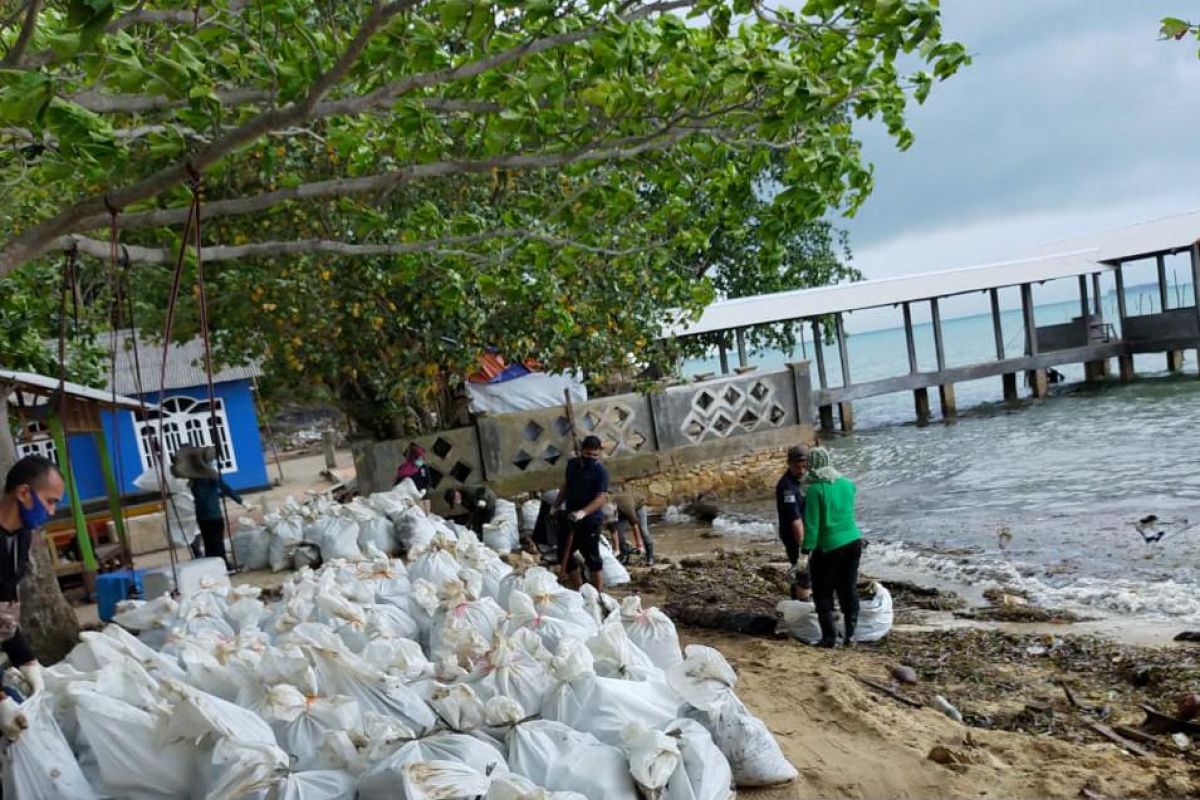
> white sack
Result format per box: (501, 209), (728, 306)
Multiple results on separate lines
(357, 733), (509, 800)
(667, 645), (796, 788)
(268, 515), (305, 573)
(620, 596), (682, 670)
(507, 720), (638, 800)
(1, 694), (97, 800)
(775, 599), (822, 645)
(855, 582), (893, 643)
(232, 519), (272, 572)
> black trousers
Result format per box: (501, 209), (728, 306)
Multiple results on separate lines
(195, 518), (229, 564)
(810, 538), (863, 642)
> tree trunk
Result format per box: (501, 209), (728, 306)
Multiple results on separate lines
(0, 391), (81, 664)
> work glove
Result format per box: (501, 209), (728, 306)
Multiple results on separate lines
(18, 661), (43, 697)
(569, 510), (585, 522)
(0, 696), (27, 741)
(476, 499), (487, 509)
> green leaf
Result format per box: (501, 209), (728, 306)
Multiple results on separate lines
(1161, 17), (1192, 40)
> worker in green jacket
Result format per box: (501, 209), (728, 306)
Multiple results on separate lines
(801, 447), (863, 648)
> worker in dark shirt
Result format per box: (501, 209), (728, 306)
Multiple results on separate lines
(776, 444), (811, 599)
(188, 446), (248, 570)
(443, 485), (497, 536)
(0, 456), (64, 741)
(553, 435), (609, 590)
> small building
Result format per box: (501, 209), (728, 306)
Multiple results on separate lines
(14, 333), (270, 501)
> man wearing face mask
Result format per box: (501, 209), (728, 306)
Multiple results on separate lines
(553, 435), (609, 590)
(0, 456), (66, 742)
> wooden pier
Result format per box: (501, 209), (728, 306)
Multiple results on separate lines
(669, 213), (1200, 431)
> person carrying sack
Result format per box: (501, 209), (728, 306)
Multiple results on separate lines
(553, 435), (609, 590)
(801, 447), (863, 648)
(0, 456), (63, 742)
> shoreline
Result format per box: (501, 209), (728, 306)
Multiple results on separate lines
(607, 542), (1200, 799)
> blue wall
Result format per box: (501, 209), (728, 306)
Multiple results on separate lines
(64, 379), (269, 501)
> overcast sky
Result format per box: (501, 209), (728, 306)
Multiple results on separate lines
(842, 0), (1200, 282)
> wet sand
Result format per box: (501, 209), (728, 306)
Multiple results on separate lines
(614, 528), (1200, 799)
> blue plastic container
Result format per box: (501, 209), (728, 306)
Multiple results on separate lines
(95, 569), (145, 623)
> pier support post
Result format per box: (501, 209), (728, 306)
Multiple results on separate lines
(913, 388), (930, 423)
(1118, 354), (1135, 383)
(1084, 359), (1108, 382)
(818, 404), (835, 432)
(837, 402), (854, 432)
(1028, 369), (1049, 399)
(1167, 350), (1184, 372)
(938, 383), (957, 418)
(1002, 373), (1019, 402)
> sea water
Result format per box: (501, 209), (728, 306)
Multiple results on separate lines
(677, 289), (1200, 625)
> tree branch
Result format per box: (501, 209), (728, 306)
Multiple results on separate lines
(0, 0), (416, 276)
(20, 1), (251, 69)
(61, 229), (659, 264)
(70, 124), (716, 233)
(0, 0), (701, 274)
(1, 0), (42, 69)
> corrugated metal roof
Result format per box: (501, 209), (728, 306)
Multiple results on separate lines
(664, 250), (1106, 339)
(108, 332), (262, 395)
(0, 369), (154, 411)
(1027, 208), (1200, 262)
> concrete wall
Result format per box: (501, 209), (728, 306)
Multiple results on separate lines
(354, 363), (816, 499)
(1123, 308), (1200, 343)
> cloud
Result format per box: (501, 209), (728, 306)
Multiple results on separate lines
(840, 0), (1200, 274)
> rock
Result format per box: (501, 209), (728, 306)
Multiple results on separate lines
(1128, 665), (1157, 687)
(927, 745), (958, 765)
(648, 481), (672, 498)
(1178, 693), (1200, 721)
(892, 665), (918, 685)
(1175, 630), (1200, 642)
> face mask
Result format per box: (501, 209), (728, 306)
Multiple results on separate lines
(208, 460), (219, 469)
(414, 459), (426, 467)
(18, 490), (50, 530)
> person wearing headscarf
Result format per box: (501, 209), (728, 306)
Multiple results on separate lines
(394, 444), (433, 513)
(801, 447), (863, 647)
(186, 446), (249, 569)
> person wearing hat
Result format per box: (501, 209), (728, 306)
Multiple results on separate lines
(776, 445), (809, 597)
(0, 456), (64, 742)
(186, 446), (248, 569)
(802, 446), (863, 648)
(553, 434), (609, 589)
(442, 484), (497, 536)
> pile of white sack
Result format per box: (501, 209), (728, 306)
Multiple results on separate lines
(4, 494), (798, 799)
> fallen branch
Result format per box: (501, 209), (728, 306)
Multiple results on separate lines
(1058, 679), (1080, 709)
(857, 676), (923, 709)
(1087, 721), (1152, 758)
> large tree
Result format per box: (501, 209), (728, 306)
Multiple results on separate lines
(1, 0), (966, 436)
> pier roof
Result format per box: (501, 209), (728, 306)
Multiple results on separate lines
(666, 249), (1105, 339)
(1027, 209), (1200, 263)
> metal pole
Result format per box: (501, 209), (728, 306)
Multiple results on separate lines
(1114, 263), (1127, 326)
(717, 338), (729, 375)
(1191, 245), (1200, 332)
(1078, 274), (1089, 318)
(811, 319), (828, 389)
(1021, 283), (1038, 356)
(735, 328), (748, 369)
(1157, 254), (1169, 313)
(902, 302), (918, 374)
(47, 415), (97, 573)
(94, 430), (130, 564)
(930, 298), (946, 371)
(989, 288), (1005, 360)
(834, 313), (851, 387)
(1092, 273), (1102, 317)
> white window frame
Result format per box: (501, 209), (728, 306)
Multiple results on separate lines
(133, 395), (238, 474)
